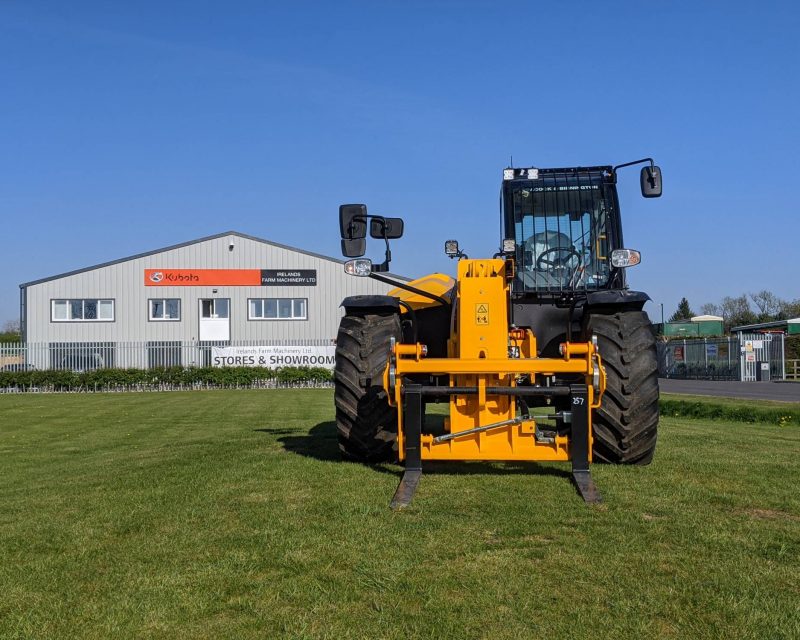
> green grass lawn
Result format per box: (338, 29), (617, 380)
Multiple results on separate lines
(1, 390), (799, 640)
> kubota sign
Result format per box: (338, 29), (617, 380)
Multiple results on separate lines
(144, 269), (317, 286)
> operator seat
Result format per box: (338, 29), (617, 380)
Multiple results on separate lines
(521, 230), (579, 288)
(526, 231), (574, 263)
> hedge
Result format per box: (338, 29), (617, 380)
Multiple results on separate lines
(660, 398), (798, 427)
(0, 366), (332, 391)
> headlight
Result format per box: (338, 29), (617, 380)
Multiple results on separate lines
(344, 259), (373, 277)
(611, 249), (641, 268)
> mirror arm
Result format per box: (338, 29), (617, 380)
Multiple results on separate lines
(380, 235), (391, 271)
(347, 213), (395, 271)
(612, 157), (654, 177)
(349, 215), (368, 239)
(371, 247), (391, 273)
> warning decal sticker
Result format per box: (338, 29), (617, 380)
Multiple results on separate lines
(475, 303), (489, 325)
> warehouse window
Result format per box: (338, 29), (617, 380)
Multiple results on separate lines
(248, 298), (307, 320)
(51, 299), (114, 322)
(149, 298), (181, 321)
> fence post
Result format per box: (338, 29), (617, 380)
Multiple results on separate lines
(683, 339), (687, 378)
(728, 336), (731, 372)
(781, 333), (786, 381)
(738, 331), (744, 382)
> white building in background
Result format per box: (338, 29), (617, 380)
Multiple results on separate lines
(19, 231), (402, 369)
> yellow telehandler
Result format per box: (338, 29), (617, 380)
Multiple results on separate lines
(335, 160), (662, 507)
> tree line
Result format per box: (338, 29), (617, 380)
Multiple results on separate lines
(0, 320), (21, 343)
(669, 291), (800, 331)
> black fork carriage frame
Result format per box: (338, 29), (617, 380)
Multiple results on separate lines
(389, 381), (601, 510)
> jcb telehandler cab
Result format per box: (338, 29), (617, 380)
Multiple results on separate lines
(335, 159), (662, 507)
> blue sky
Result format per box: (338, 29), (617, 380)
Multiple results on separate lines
(1, 1), (798, 325)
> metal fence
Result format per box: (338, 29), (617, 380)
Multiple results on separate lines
(0, 339), (335, 372)
(657, 334), (786, 381)
(2, 336), (789, 382)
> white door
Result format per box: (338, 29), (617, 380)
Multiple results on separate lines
(199, 299), (230, 341)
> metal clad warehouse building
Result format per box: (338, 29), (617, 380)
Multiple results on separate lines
(19, 231), (401, 370)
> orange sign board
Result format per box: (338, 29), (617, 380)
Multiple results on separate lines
(144, 269), (261, 286)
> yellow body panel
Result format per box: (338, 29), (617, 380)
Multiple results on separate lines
(454, 259), (508, 360)
(386, 258), (604, 463)
(388, 273), (455, 311)
(419, 430), (571, 461)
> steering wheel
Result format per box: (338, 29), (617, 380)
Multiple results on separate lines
(535, 246), (582, 269)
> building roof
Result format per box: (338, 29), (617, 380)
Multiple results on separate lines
(690, 315), (724, 322)
(20, 230), (410, 288)
(731, 318), (800, 333)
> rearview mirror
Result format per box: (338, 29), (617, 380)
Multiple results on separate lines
(640, 165), (662, 198)
(339, 204), (367, 257)
(369, 217), (404, 239)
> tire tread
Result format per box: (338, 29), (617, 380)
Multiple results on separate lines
(585, 310), (659, 465)
(333, 312), (401, 462)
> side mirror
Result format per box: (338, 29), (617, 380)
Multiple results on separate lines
(339, 204), (367, 257)
(640, 165), (662, 198)
(369, 217), (404, 239)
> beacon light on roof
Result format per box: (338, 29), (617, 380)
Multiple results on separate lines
(610, 249), (641, 268)
(344, 259), (373, 277)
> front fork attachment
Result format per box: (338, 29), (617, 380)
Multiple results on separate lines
(389, 383), (602, 509)
(568, 384), (602, 504)
(389, 383), (423, 510)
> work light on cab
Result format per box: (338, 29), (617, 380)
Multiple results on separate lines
(444, 240), (460, 257)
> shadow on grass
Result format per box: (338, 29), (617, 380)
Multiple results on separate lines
(264, 421), (571, 481)
(260, 421), (341, 463)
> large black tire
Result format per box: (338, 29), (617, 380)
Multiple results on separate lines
(334, 311), (401, 462)
(584, 310), (659, 464)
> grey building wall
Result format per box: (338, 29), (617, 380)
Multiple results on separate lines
(21, 231), (402, 367)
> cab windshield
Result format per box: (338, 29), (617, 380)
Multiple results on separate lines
(510, 174), (614, 292)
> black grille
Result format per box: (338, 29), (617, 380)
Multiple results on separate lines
(504, 168), (616, 295)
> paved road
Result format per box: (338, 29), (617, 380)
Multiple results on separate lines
(659, 378), (800, 402)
